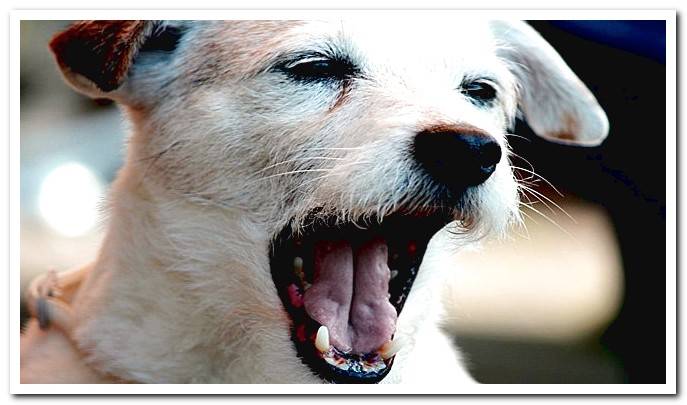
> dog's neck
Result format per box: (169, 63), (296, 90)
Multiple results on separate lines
(66, 150), (316, 382)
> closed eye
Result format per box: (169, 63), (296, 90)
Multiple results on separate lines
(278, 54), (358, 84)
(460, 79), (498, 104)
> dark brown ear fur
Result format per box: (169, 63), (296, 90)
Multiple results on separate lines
(49, 20), (152, 92)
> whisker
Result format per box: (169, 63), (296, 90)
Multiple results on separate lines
(518, 186), (561, 225)
(254, 156), (346, 175)
(518, 183), (577, 224)
(282, 160), (373, 196)
(512, 207), (533, 240)
(245, 169), (334, 188)
(517, 185), (539, 207)
(519, 203), (574, 240)
(511, 166), (564, 197)
(518, 201), (539, 223)
(508, 150), (535, 167)
(505, 132), (531, 142)
(305, 147), (366, 151)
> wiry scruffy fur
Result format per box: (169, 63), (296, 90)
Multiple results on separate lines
(20, 19), (608, 384)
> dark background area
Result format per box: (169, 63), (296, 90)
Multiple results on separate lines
(459, 20), (666, 384)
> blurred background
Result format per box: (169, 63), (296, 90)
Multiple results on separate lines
(19, 20), (667, 384)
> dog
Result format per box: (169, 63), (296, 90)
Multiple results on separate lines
(20, 19), (608, 384)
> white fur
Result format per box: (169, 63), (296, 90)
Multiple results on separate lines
(21, 19), (607, 384)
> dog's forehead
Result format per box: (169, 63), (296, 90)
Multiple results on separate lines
(202, 20), (501, 76)
(307, 19), (496, 56)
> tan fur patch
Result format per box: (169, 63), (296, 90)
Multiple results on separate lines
(550, 112), (580, 141)
(185, 21), (305, 86)
(423, 123), (491, 137)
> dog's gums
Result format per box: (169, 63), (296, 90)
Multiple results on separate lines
(270, 210), (452, 383)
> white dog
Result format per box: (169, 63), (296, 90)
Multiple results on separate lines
(20, 19), (608, 384)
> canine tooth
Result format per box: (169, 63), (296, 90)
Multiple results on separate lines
(293, 257), (305, 280)
(315, 325), (330, 353)
(293, 256), (303, 269)
(380, 337), (404, 360)
(390, 270), (398, 279)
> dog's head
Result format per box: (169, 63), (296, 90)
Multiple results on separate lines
(51, 20), (607, 383)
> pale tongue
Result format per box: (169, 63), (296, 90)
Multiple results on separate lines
(303, 238), (397, 354)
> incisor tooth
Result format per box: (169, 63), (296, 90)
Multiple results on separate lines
(380, 337), (404, 359)
(315, 325), (330, 353)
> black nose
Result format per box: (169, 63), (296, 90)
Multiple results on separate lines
(412, 129), (502, 191)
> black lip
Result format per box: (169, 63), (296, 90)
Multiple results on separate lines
(269, 209), (453, 383)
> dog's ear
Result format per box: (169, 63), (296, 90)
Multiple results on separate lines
(491, 21), (609, 146)
(50, 20), (182, 100)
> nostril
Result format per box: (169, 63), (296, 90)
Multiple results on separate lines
(480, 140), (502, 171)
(412, 130), (502, 190)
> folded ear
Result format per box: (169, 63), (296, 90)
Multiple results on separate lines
(491, 21), (609, 146)
(49, 20), (157, 99)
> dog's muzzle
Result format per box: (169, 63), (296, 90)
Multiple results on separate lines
(268, 127), (502, 383)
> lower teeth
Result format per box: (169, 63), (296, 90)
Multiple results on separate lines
(379, 337), (403, 359)
(315, 325), (330, 353)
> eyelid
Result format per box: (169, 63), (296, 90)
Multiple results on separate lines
(465, 77), (498, 88)
(283, 56), (329, 70)
(280, 51), (333, 69)
(461, 77), (500, 101)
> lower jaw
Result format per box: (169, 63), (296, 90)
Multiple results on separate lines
(296, 320), (394, 383)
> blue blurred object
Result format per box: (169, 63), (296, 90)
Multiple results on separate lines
(549, 20), (666, 64)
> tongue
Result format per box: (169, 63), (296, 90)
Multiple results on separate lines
(303, 238), (397, 354)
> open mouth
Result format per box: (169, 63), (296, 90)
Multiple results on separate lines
(269, 208), (454, 383)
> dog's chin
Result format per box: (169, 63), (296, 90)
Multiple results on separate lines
(269, 206), (457, 383)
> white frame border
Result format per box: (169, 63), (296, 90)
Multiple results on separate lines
(9, 9), (677, 395)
